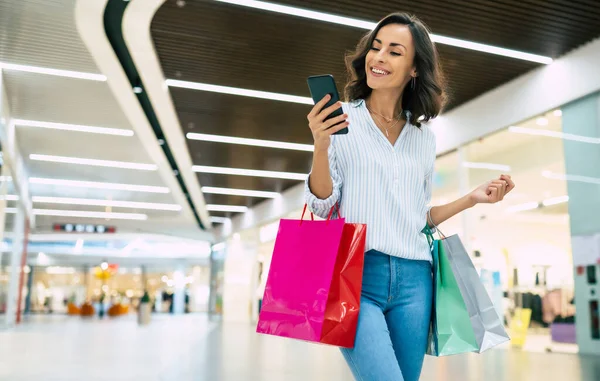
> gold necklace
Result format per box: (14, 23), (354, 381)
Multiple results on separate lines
(365, 103), (403, 123)
(366, 104), (404, 137)
(371, 114), (403, 137)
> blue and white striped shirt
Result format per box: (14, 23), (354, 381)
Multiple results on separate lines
(305, 99), (436, 262)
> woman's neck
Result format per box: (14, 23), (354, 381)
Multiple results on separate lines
(366, 88), (404, 119)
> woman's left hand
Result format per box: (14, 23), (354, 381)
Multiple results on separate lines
(469, 174), (515, 205)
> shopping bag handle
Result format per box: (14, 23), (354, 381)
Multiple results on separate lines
(300, 204), (315, 224)
(426, 208), (447, 240)
(326, 202), (342, 220)
(300, 203), (342, 225)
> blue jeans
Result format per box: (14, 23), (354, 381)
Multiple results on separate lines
(341, 250), (433, 381)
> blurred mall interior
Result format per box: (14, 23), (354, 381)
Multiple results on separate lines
(1, 0), (600, 380)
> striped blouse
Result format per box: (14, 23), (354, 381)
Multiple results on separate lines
(304, 99), (436, 262)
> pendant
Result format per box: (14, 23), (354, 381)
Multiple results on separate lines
(385, 129), (389, 137)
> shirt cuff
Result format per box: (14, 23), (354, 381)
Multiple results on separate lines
(304, 173), (338, 219)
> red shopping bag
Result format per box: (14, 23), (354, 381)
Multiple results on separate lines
(257, 204), (366, 348)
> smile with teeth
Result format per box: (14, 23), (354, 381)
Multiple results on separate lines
(371, 67), (390, 75)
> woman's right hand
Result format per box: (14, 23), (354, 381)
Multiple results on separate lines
(307, 94), (349, 153)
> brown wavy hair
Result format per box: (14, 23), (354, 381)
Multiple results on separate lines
(344, 12), (446, 127)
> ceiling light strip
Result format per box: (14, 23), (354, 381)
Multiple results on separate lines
(187, 132), (314, 152)
(0, 62), (107, 81)
(505, 201), (540, 213)
(462, 162), (511, 171)
(509, 126), (600, 144)
(29, 154), (158, 171)
(210, 217), (231, 224)
(542, 195), (569, 207)
(202, 186), (280, 198)
(214, 0), (553, 64)
(206, 204), (249, 213)
(542, 171), (600, 185)
(14, 119), (134, 137)
(193, 165), (307, 180)
(166, 79), (313, 104)
(32, 196), (182, 211)
(5, 208), (147, 221)
(28, 178), (170, 194)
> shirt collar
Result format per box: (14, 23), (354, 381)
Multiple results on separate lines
(352, 98), (413, 121)
(350, 99), (365, 108)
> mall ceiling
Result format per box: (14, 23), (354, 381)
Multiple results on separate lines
(150, 0), (600, 221)
(2, 0), (600, 236)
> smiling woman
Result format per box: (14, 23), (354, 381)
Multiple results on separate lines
(345, 12), (446, 128)
(305, 11), (515, 381)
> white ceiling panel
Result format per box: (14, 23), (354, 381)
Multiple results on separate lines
(0, 0), (99, 73)
(17, 124), (154, 165)
(4, 71), (131, 129)
(27, 182), (175, 205)
(0, 0), (207, 238)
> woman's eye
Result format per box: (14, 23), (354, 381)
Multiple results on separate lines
(370, 47), (380, 51)
(391, 52), (402, 56)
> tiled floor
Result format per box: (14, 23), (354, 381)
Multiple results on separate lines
(1, 314), (598, 381)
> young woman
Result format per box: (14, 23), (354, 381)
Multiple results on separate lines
(305, 12), (514, 381)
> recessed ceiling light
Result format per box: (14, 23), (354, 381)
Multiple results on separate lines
(13, 119), (134, 137)
(29, 154), (158, 171)
(202, 186), (280, 198)
(5, 208), (148, 220)
(214, 0), (553, 64)
(462, 162), (511, 171)
(31, 196), (182, 211)
(166, 79), (313, 105)
(192, 165), (307, 180)
(509, 126), (600, 144)
(28, 178), (170, 193)
(206, 204), (249, 213)
(0, 62), (107, 81)
(187, 132), (314, 152)
(536, 117), (549, 126)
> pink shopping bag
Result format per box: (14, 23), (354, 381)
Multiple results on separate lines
(256, 205), (362, 345)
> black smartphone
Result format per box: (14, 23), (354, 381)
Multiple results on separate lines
(307, 74), (348, 135)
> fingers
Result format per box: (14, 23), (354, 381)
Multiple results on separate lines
(317, 101), (343, 122)
(307, 94), (331, 119)
(487, 186), (499, 203)
(326, 120), (350, 135)
(321, 113), (348, 130)
(500, 174), (515, 192)
(487, 182), (505, 202)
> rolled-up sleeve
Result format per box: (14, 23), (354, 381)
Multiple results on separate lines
(304, 138), (342, 219)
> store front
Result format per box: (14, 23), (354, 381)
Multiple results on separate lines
(431, 107), (576, 353)
(23, 264), (211, 316)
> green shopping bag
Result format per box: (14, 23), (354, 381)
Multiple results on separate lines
(424, 226), (479, 356)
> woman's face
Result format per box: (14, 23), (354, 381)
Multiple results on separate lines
(365, 24), (417, 92)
